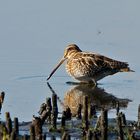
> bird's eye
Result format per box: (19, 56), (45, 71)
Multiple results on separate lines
(67, 47), (72, 51)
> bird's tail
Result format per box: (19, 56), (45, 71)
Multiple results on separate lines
(112, 60), (135, 72)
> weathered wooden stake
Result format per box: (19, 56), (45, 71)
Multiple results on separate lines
(0, 91), (5, 103)
(5, 112), (12, 134)
(32, 117), (42, 139)
(87, 129), (93, 140)
(89, 104), (96, 119)
(46, 97), (52, 123)
(77, 104), (82, 119)
(14, 117), (19, 134)
(120, 112), (126, 126)
(38, 103), (46, 115)
(0, 92), (5, 112)
(93, 131), (99, 140)
(30, 124), (35, 140)
(52, 93), (58, 112)
(101, 109), (108, 140)
(62, 131), (70, 140)
(65, 107), (72, 120)
(67, 135), (71, 140)
(137, 104), (140, 128)
(51, 136), (56, 140)
(83, 96), (89, 130)
(61, 111), (66, 128)
(51, 112), (57, 129)
(51, 93), (58, 129)
(42, 134), (46, 140)
(22, 135), (29, 140)
(40, 107), (51, 124)
(10, 130), (16, 140)
(116, 101), (120, 115)
(46, 97), (52, 111)
(0, 102), (2, 112)
(117, 114), (124, 140)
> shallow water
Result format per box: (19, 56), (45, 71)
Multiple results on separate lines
(0, 1), (140, 122)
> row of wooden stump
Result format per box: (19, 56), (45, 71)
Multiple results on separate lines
(0, 91), (140, 140)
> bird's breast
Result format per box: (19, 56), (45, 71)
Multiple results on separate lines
(65, 57), (95, 79)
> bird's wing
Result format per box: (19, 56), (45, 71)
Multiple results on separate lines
(80, 52), (129, 70)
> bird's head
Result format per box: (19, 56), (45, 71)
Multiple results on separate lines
(47, 44), (81, 80)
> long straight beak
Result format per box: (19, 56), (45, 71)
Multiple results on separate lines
(47, 57), (66, 80)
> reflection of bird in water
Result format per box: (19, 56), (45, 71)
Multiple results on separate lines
(63, 84), (131, 116)
(47, 44), (134, 84)
(47, 83), (131, 116)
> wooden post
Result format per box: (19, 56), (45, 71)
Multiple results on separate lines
(32, 117), (42, 139)
(120, 112), (126, 126)
(62, 131), (70, 140)
(46, 98), (52, 123)
(0, 92), (5, 112)
(38, 103), (46, 115)
(42, 134), (46, 140)
(30, 124), (35, 140)
(40, 105), (52, 124)
(89, 104), (96, 119)
(14, 117), (19, 134)
(0, 91), (5, 103)
(76, 104), (82, 119)
(46, 97), (52, 123)
(52, 93), (58, 129)
(51, 136), (56, 140)
(22, 135), (29, 140)
(117, 114), (124, 140)
(83, 96), (89, 130)
(67, 135), (71, 140)
(61, 111), (66, 128)
(138, 104), (140, 128)
(0, 102), (2, 112)
(5, 112), (12, 134)
(116, 101), (120, 115)
(101, 109), (108, 140)
(93, 131), (99, 140)
(87, 129), (93, 140)
(10, 130), (16, 140)
(51, 112), (57, 129)
(46, 97), (52, 112)
(52, 93), (58, 112)
(65, 107), (72, 120)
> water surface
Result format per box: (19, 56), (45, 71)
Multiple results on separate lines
(0, 1), (140, 122)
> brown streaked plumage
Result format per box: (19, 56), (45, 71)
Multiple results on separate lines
(47, 44), (134, 84)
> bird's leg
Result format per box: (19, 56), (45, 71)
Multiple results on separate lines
(66, 81), (82, 85)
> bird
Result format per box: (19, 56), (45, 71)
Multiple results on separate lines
(47, 44), (134, 84)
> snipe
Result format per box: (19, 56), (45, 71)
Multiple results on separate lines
(47, 44), (134, 84)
